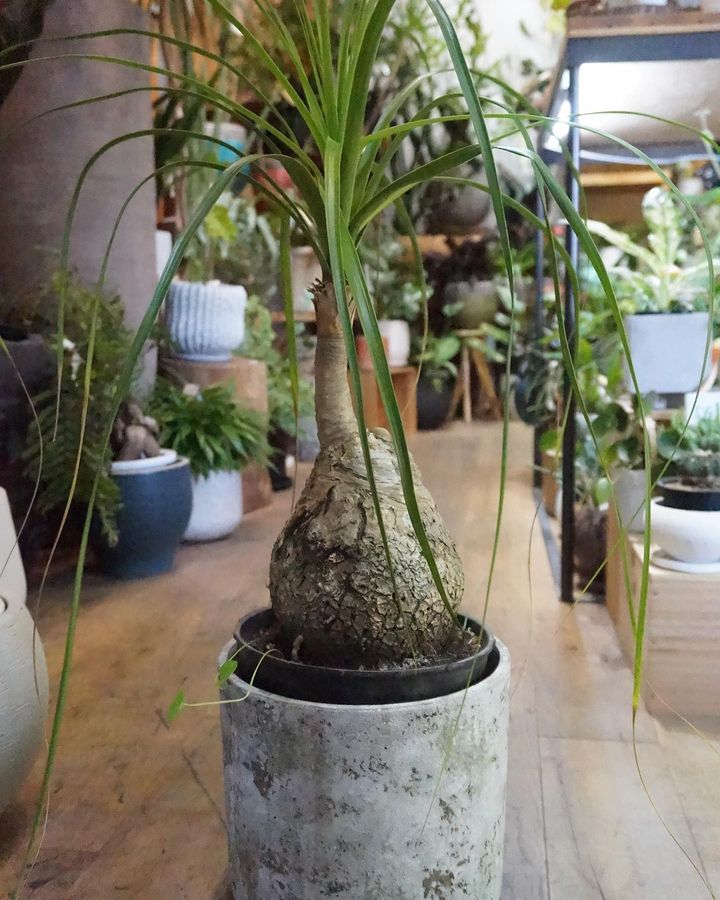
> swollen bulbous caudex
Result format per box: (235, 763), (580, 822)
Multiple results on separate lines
(269, 428), (464, 666)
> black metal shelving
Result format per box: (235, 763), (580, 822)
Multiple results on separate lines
(535, 16), (720, 602)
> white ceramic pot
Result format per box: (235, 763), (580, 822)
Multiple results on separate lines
(110, 447), (177, 475)
(0, 489), (49, 813)
(219, 637), (510, 899)
(378, 319), (411, 367)
(290, 246), (322, 312)
(624, 312), (710, 395)
(166, 279), (247, 362)
(651, 498), (720, 564)
(613, 468), (648, 534)
(184, 470), (243, 542)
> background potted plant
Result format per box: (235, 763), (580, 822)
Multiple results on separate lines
(652, 410), (720, 567)
(23, 274), (192, 580)
(587, 186), (719, 396)
(239, 294), (315, 491)
(412, 333), (461, 430)
(165, 188), (248, 362)
(594, 396), (657, 534)
(151, 381), (269, 542)
(360, 218), (422, 367)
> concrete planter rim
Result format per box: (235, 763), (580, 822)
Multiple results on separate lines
(219, 636), (508, 712)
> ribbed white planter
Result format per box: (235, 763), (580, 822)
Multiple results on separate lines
(624, 312), (710, 395)
(219, 638), (510, 899)
(184, 470), (243, 542)
(0, 489), (49, 813)
(378, 319), (411, 367)
(651, 498), (720, 564)
(613, 468), (647, 533)
(166, 279), (246, 362)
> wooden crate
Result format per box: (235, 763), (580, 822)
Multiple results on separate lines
(162, 356), (269, 415)
(357, 366), (417, 435)
(160, 356), (273, 513)
(608, 525), (720, 718)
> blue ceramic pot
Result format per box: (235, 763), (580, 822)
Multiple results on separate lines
(97, 458), (193, 579)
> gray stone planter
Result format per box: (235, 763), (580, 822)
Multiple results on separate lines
(624, 312), (710, 395)
(219, 636), (510, 899)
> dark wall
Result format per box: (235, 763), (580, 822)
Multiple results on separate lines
(0, 0), (157, 355)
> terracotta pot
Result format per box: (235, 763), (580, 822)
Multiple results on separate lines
(355, 335), (389, 371)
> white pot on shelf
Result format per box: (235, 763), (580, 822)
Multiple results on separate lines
(290, 246), (322, 312)
(378, 319), (411, 367)
(184, 469), (243, 542)
(0, 489), (49, 813)
(165, 279), (247, 362)
(651, 498), (720, 564)
(110, 448), (177, 475)
(624, 312), (710, 395)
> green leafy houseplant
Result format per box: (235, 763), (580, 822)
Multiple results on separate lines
(587, 187), (719, 314)
(22, 273), (136, 544)
(658, 410), (720, 490)
(360, 219), (423, 322)
(412, 332), (460, 391)
(150, 381), (269, 479)
(239, 293), (314, 437)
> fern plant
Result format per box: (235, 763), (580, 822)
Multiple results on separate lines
(22, 273), (136, 543)
(150, 381), (270, 479)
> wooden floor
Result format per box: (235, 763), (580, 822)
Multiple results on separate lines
(1, 423), (718, 899)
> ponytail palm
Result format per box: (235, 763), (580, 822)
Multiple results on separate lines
(7, 0), (720, 887)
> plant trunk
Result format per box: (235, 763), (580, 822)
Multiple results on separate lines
(269, 282), (464, 666)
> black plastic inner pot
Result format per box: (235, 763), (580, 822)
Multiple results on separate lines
(659, 478), (720, 512)
(231, 608), (497, 705)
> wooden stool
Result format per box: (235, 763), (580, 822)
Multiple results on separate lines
(450, 330), (502, 422)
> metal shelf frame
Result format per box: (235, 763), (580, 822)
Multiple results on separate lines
(535, 23), (720, 603)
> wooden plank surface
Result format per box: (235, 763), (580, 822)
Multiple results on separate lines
(1, 423), (718, 899)
(568, 8), (720, 37)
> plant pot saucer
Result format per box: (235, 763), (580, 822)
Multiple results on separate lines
(651, 550), (720, 575)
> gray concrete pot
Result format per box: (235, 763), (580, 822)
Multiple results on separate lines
(624, 312), (710, 395)
(219, 635), (510, 899)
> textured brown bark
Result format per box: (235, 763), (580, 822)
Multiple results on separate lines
(268, 282), (465, 666)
